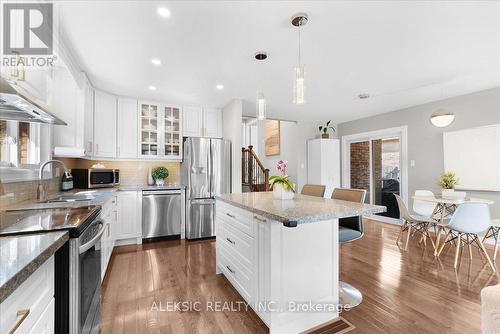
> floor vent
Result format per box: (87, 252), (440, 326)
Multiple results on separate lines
(302, 317), (356, 334)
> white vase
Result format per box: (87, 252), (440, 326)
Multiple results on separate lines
(147, 168), (154, 186)
(155, 179), (165, 186)
(272, 183), (295, 200)
(441, 188), (455, 198)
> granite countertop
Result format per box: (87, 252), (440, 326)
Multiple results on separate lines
(0, 231), (68, 303)
(216, 192), (386, 227)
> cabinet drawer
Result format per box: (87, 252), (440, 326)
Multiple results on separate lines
(0, 257), (54, 334)
(219, 249), (254, 302)
(216, 202), (254, 237)
(28, 298), (54, 334)
(219, 220), (253, 270)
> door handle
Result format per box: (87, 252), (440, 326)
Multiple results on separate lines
(254, 215), (267, 223)
(226, 213), (236, 219)
(226, 265), (235, 274)
(7, 309), (30, 334)
(226, 237), (235, 245)
(79, 222), (105, 254)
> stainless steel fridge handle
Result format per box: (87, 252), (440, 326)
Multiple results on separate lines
(192, 199), (215, 205)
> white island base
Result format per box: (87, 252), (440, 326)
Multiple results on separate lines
(215, 201), (340, 334)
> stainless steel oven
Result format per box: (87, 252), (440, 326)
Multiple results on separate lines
(69, 215), (105, 334)
(71, 168), (120, 189)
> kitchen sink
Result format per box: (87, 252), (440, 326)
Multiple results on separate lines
(41, 194), (96, 203)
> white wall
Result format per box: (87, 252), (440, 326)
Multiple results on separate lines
(222, 99), (243, 193)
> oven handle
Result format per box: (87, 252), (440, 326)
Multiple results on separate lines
(79, 221), (105, 254)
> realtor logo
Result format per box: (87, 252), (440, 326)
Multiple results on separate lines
(3, 3), (53, 55)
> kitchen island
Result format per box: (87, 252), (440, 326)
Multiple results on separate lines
(215, 192), (385, 334)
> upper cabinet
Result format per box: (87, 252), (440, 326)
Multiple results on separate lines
(94, 90), (117, 158)
(138, 101), (182, 160)
(117, 97), (138, 158)
(182, 107), (222, 138)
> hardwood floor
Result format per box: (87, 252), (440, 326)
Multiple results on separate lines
(101, 219), (499, 334)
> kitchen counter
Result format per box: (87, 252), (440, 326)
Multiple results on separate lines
(216, 192), (386, 227)
(118, 184), (185, 191)
(0, 231), (68, 303)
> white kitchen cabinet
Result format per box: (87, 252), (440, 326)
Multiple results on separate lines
(138, 101), (182, 160)
(203, 108), (223, 138)
(307, 139), (340, 198)
(182, 106), (222, 138)
(182, 106), (203, 137)
(117, 97), (138, 158)
(0, 257), (54, 334)
(116, 191), (140, 243)
(94, 90), (117, 158)
(101, 195), (116, 280)
(82, 73), (94, 157)
(51, 66), (84, 153)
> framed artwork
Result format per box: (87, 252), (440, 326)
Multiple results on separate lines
(264, 120), (280, 156)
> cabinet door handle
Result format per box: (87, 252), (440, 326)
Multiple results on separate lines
(226, 237), (235, 245)
(117, 147), (120, 156)
(226, 265), (235, 274)
(254, 215), (267, 223)
(225, 213), (236, 219)
(7, 309), (30, 334)
(95, 143), (99, 155)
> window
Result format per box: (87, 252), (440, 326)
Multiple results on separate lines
(0, 120), (41, 168)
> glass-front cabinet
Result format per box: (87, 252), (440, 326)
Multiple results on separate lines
(138, 101), (182, 160)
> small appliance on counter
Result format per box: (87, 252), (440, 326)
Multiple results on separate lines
(71, 168), (120, 189)
(61, 171), (74, 191)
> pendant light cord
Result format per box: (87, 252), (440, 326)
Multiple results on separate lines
(298, 24), (302, 66)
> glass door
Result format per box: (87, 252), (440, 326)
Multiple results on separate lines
(140, 103), (159, 157)
(346, 130), (405, 220)
(164, 106), (181, 158)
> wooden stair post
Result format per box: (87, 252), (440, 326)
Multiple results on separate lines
(241, 145), (270, 192)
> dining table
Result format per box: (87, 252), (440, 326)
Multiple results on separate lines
(411, 194), (495, 255)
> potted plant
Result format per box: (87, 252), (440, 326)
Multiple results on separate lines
(319, 120), (336, 139)
(269, 160), (296, 200)
(439, 172), (459, 198)
(152, 166), (169, 186)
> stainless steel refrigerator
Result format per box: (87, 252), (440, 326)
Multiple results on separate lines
(182, 137), (231, 239)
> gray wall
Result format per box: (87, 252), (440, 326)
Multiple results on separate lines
(338, 87), (500, 218)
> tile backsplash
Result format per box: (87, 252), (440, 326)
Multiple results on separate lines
(58, 158), (181, 186)
(0, 177), (61, 209)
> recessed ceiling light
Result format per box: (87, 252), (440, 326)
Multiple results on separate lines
(254, 52), (268, 60)
(151, 58), (161, 66)
(216, 84), (224, 90)
(148, 85), (157, 91)
(358, 93), (370, 99)
(157, 7), (171, 17)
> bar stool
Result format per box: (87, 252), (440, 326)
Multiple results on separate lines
(331, 188), (366, 308)
(301, 184), (326, 197)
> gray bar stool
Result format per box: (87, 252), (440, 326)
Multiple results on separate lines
(331, 188), (367, 308)
(301, 184), (326, 197)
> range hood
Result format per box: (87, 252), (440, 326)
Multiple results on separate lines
(0, 77), (66, 125)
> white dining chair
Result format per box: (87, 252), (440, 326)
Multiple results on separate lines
(413, 190), (436, 217)
(395, 194), (436, 251)
(482, 219), (500, 262)
(437, 203), (495, 271)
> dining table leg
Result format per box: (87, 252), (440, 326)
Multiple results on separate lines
(433, 203), (446, 256)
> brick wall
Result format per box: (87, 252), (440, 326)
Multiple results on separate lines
(350, 141), (370, 202)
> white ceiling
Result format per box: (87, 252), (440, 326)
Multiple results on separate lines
(59, 1), (500, 123)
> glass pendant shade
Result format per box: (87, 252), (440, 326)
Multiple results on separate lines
(293, 65), (305, 104)
(256, 92), (266, 120)
(430, 108), (455, 127)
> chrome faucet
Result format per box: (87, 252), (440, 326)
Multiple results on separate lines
(37, 159), (71, 201)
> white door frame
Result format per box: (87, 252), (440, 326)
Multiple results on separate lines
(341, 125), (408, 223)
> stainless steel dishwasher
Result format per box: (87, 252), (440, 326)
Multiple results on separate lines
(142, 189), (182, 240)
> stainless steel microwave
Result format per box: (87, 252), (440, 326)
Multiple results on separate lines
(71, 168), (120, 189)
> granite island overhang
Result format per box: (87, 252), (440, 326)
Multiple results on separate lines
(215, 192), (385, 334)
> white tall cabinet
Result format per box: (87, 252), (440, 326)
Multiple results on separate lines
(117, 97), (138, 158)
(307, 139), (340, 198)
(94, 90), (117, 158)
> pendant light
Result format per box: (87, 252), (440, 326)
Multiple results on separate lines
(292, 13), (308, 105)
(255, 52), (268, 120)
